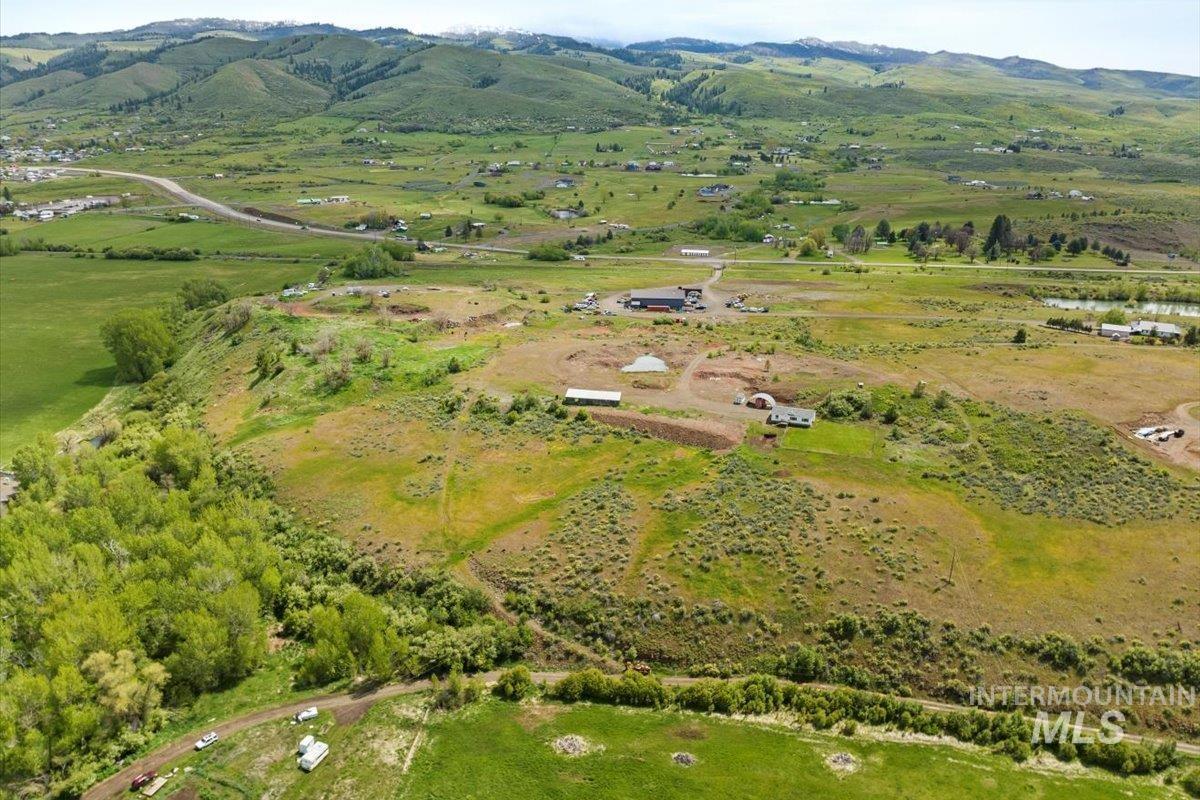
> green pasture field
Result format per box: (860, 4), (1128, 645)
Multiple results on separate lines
(157, 696), (1182, 800)
(0, 46), (69, 66)
(0, 251), (315, 460)
(9, 210), (359, 259)
(0, 174), (156, 205)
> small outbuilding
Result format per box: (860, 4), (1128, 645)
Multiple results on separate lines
(564, 388), (622, 407)
(1099, 323), (1132, 340)
(747, 392), (776, 410)
(621, 355), (668, 373)
(768, 406), (817, 428)
(630, 287), (687, 310)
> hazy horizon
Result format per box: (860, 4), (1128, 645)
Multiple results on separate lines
(2, 0), (1199, 75)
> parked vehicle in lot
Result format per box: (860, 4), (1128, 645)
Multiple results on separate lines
(195, 732), (219, 750)
(130, 771), (157, 790)
(294, 706), (319, 723)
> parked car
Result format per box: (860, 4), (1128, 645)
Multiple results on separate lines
(294, 707), (319, 723)
(195, 732), (219, 750)
(130, 772), (157, 790)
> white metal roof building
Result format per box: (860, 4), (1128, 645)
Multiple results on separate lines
(1099, 323), (1133, 339)
(768, 406), (817, 428)
(1132, 320), (1182, 338)
(564, 388), (622, 406)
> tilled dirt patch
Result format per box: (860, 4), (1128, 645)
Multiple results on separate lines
(588, 409), (743, 450)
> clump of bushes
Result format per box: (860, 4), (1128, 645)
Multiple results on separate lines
(494, 666), (538, 700)
(819, 389), (873, 420)
(527, 244), (570, 261)
(103, 246), (198, 261)
(342, 244), (411, 278)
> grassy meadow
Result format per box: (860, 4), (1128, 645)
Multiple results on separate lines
(0, 26), (1197, 800)
(147, 696), (1186, 800)
(0, 250), (315, 458)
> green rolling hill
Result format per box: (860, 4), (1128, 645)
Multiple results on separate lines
(327, 44), (656, 128)
(0, 21), (1194, 133)
(26, 61), (183, 110)
(181, 59), (331, 118)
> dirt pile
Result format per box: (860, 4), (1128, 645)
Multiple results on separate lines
(589, 409), (743, 450)
(824, 752), (860, 774)
(551, 735), (600, 757)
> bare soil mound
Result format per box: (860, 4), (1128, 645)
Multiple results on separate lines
(589, 409), (742, 450)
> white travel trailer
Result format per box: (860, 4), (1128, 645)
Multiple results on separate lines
(298, 740), (329, 772)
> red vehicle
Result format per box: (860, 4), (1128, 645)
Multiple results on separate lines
(130, 772), (157, 791)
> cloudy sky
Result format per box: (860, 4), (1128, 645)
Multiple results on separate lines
(2, 0), (1198, 75)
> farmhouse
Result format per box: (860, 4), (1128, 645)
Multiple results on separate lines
(554, 178), (576, 189)
(327, 195), (350, 204)
(680, 247), (710, 257)
(762, 234), (776, 244)
(629, 287), (687, 310)
(564, 388), (622, 406)
(768, 406), (817, 428)
(1132, 320), (1182, 339)
(697, 183), (732, 198)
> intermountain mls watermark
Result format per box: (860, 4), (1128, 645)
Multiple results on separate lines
(969, 685), (1197, 744)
